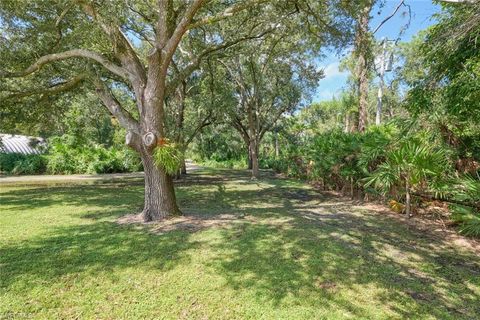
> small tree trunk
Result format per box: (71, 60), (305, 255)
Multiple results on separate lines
(344, 113), (350, 133)
(181, 158), (187, 175)
(250, 139), (260, 179)
(141, 149), (181, 221)
(350, 177), (354, 199)
(274, 130), (280, 158)
(405, 180), (411, 218)
(247, 145), (253, 170)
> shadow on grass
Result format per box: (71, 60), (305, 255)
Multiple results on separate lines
(1, 169), (479, 318)
(0, 222), (199, 289)
(0, 180), (144, 212)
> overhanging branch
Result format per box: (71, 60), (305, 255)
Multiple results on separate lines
(4, 73), (87, 100)
(78, 1), (147, 83)
(0, 49), (131, 80)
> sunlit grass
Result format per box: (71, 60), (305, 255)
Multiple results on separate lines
(1, 169), (479, 319)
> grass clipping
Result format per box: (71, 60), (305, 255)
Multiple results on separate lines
(153, 139), (184, 175)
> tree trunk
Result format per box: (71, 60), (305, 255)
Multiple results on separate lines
(140, 149), (181, 221)
(181, 158), (187, 175)
(355, 2), (372, 133)
(405, 180), (411, 218)
(344, 113), (350, 133)
(250, 138), (260, 178)
(274, 130), (280, 158)
(247, 145), (253, 170)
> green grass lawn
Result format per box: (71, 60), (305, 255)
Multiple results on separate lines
(1, 169), (479, 319)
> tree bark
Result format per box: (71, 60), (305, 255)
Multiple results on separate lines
(247, 101), (260, 178)
(405, 180), (411, 218)
(274, 130), (280, 158)
(248, 146), (253, 170)
(354, 2), (373, 133)
(344, 112), (350, 133)
(250, 138), (260, 178)
(140, 148), (181, 221)
(181, 158), (187, 175)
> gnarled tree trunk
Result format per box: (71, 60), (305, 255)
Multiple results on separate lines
(140, 148), (181, 221)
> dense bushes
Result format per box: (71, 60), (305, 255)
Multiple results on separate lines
(197, 157), (247, 169)
(449, 177), (480, 237)
(266, 125), (479, 237)
(45, 136), (142, 174)
(267, 126), (398, 191)
(0, 153), (47, 175)
(0, 136), (142, 175)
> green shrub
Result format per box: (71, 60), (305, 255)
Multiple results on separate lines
(0, 153), (24, 173)
(364, 139), (451, 215)
(45, 135), (142, 174)
(449, 176), (480, 237)
(0, 153), (47, 175)
(199, 158), (247, 169)
(450, 205), (480, 238)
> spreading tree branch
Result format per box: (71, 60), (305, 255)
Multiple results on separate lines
(78, 1), (147, 83)
(164, 0), (205, 59)
(185, 112), (213, 146)
(166, 28), (273, 96)
(4, 73), (87, 100)
(0, 49), (131, 80)
(93, 78), (140, 134)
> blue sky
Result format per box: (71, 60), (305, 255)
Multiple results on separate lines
(314, 0), (441, 102)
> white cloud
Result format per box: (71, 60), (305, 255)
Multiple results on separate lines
(321, 62), (347, 79)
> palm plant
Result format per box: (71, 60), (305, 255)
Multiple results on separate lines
(450, 175), (480, 237)
(364, 140), (450, 217)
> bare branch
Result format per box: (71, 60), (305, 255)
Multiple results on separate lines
(231, 115), (250, 143)
(439, 0), (476, 3)
(0, 49), (131, 80)
(185, 112), (213, 146)
(50, 3), (75, 51)
(373, 0), (406, 34)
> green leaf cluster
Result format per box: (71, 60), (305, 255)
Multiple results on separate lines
(153, 142), (184, 176)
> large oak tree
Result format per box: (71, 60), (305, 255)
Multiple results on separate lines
(0, 0), (298, 221)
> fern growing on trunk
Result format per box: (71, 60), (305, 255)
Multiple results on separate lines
(153, 139), (184, 176)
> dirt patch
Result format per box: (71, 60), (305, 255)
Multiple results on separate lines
(117, 212), (243, 234)
(351, 200), (480, 255)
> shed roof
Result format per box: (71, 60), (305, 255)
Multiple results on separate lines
(0, 134), (46, 155)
